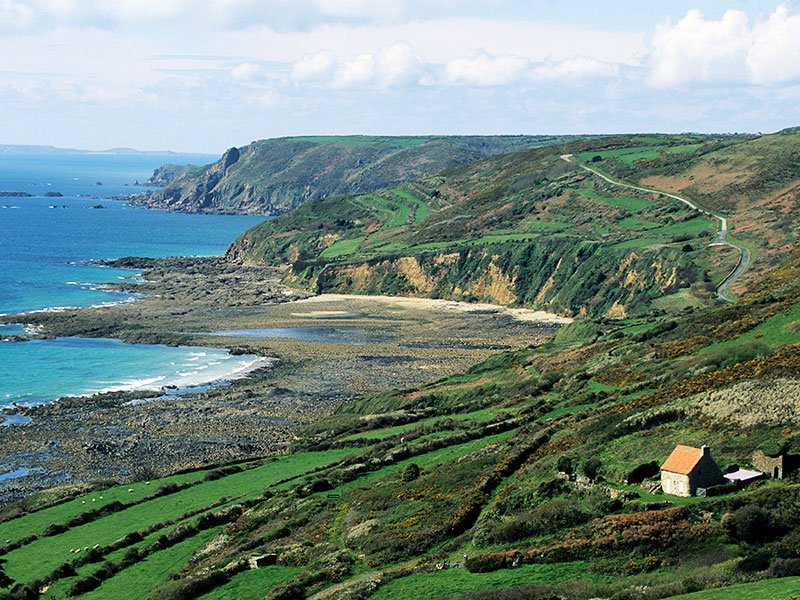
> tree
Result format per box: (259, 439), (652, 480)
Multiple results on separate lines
(581, 457), (602, 482)
(402, 463), (420, 483)
(556, 455), (573, 476)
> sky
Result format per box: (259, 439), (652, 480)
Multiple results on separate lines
(1, 0), (799, 153)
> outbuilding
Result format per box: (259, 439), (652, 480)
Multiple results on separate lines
(661, 444), (726, 497)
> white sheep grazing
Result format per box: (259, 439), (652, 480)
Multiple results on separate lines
(93, 544), (99, 549)
(128, 488), (134, 492)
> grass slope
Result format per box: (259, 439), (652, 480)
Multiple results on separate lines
(3, 249), (800, 599)
(228, 131), (799, 318)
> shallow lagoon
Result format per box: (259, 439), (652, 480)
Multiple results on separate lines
(206, 326), (390, 344)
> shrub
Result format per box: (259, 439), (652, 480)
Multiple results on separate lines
(66, 575), (102, 597)
(758, 439), (789, 458)
(166, 522), (197, 543)
(50, 562), (77, 579)
(724, 505), (778, 544)
(768, 557), (800, 577)
(626, 461), (659, 484)
(402, 463), (420, 482)
(120, 547), (141, 567)
(556, 455), (573, 476)
(582, 457), (602, 482)
(153, 482), (180, 497)
(265, 581), (306, 600)
(93, 561), (119, 581)
(737, 548), (772, 572)
(110, 531), (143, 551)
(465, 553), (511, 573)
(537, 478), (570, 499)
(41, 523), (68, 537)
(150, 571), (229, 600)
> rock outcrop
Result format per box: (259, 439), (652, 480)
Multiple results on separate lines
(130, 135), (571, 215)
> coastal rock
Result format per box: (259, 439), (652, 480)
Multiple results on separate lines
(221, 146), (240, 171)
(145, 164), (194, 187)
(0, 191), (32, 197)
(126, 136), (560, 215)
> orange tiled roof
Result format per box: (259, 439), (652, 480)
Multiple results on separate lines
(661, 445), (703, 475)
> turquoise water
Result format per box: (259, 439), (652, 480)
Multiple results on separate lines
(0, 152), (270, 406)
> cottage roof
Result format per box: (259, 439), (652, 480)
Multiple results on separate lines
(661, 445), (705, 475)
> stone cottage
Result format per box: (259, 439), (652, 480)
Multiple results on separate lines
(661, 444), (726, 497)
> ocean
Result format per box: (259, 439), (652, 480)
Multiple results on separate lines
(0, 151), (269, 406)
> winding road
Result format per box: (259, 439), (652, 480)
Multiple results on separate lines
(560, 154), (749, 303)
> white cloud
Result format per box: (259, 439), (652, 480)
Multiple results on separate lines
(231, 62), (262, 81)
(333, 53), (374, 88)
(307, 42), (425, 88)
(0, 0), (35, 31)
(443, 51), (530, 86)
(531, 56), (620, 82)
(648, 3), (800, 88)
(371, 41), (424, 87)
(291, 50), (337, 82)
(748, 3), (800, 85)
(314, 0), (404, 22)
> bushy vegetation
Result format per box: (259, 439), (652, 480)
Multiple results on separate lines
(4, 131), (800, 599)
(226, 132), (781, 317)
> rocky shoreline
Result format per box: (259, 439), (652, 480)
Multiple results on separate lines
(0, 257), (561, 504)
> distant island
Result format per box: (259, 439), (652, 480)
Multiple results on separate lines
(0, 143), (217, 157)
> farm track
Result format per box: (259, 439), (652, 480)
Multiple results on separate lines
(560, 154), (749, 303)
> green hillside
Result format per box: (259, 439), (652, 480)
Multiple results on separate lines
(4, 131), (800, 599)
(3, 245), (800, 599)
(131, 135), (577, 215)
(228, 132), (791, 318)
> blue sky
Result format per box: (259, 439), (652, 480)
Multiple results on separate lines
(1, 1), (798, 153)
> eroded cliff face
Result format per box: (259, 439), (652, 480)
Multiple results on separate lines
(276, 241), (696, 317)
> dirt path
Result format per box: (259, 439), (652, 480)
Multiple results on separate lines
(560, 154), (749, 302)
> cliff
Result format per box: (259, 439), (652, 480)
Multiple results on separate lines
(130, 135), (576, 215)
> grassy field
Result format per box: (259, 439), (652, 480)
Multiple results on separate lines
(47, 526), (225, 600)
(320, 237), (364, 259)
(664, 577), (800, 599)
(573, 187), (655, 211)
(370, 562), (608, 600)
(198, 566), (305, 600)
(0, 449), (356, 582)
(388, 188), (430, 223)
